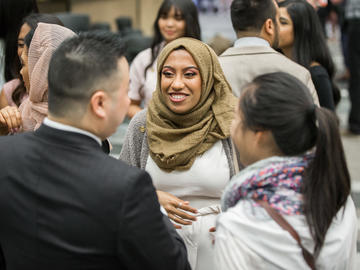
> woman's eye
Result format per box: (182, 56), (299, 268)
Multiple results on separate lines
(185, 72), (196, 77)
(18, 43), (24, 48)
(162, 71), (174, 77)
(175, 15), (183, 21)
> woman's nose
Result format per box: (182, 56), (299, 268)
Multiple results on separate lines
(171, 75), (184, 90)
(165, 18), (175, 27)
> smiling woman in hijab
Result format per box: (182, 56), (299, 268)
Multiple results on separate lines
(120, 37), (238, 270)
(0, 23), (76, 135)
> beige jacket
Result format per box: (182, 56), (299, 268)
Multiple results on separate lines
(219, 46), (319, 104)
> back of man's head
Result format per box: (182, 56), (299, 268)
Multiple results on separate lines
(231, 0), (277, 33)
(48, 31), (126, 120)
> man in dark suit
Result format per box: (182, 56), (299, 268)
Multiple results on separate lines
(0, 31), (190, 270)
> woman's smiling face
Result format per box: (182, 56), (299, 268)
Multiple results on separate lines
(161, 49), (202, 114)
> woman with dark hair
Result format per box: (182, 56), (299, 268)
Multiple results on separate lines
(121, 37), (237, 270)
(127, 0), (201, 118)
(0, 23), (75, 135)
(214, 72), (357, 270)
(0, 13), (63, 109)
(278, 0), (340, 110)
(0, 0), (38, 87)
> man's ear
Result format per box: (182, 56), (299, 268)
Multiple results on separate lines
(90, 90), (107, 119)
(263, 18), (275, 37)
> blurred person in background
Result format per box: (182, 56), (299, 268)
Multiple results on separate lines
(0, 23), (75, 135)
(345, 0), (360, 134)
(120, 37), (238, 270)
(219, 0), (319, 105)
(215, 72), (357, 270)
(127, 0), (201, 118)
(0, 0), (38, 89)
(0, 13), (64, 110)
(278, 0), (340, 110)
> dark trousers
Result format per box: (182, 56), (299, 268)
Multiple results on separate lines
(348, 19), (360, 132)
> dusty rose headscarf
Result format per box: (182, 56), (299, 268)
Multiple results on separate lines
(19, 23), (76, 131)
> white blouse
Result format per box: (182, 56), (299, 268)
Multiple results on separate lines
(128, 43), (164, 107)
(215, 196), (358, 270)
(145, 141), (230, 209)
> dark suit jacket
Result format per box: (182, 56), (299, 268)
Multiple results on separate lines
(0, 124), (190, 270)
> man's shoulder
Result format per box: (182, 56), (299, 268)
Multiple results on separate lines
(0, 131), (35, 151)
(220, 46), (309, 73)
(220, 45), (276, 58)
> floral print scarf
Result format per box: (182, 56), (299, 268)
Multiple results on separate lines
(221, 154), (313, 215)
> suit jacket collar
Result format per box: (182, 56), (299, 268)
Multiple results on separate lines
(34, 124), (104, 152)
(221, 46), (278, 57)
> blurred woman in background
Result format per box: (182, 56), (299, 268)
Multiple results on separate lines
(0, 23), (75, 135)
(0, 0), (38, 88)
(0, 13), (63, 109)
(127, 0), (201, 118)
(278, 0), (340, 110)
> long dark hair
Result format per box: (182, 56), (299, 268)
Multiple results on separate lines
(239, 72), (350, 256)
(278, 0), (340, 105)
(144, 0), (201, 77)
(0, 0), (38, 82)
(11, 14), (64, 107)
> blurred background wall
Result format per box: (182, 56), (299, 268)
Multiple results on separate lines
(37, 0), (163, 35)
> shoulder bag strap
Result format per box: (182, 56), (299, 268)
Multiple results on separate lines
(255, 199), (316, 270)
(230, 139), (240, 174)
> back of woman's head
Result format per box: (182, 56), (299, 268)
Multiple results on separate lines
(241, 72), (317, 155)
(240, 72), (351, 256)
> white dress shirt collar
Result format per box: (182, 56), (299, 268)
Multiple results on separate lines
(234, 37), (270, 48)
(43, 117), (102, 146)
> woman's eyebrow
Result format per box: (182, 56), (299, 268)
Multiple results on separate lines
(279, 16), (289, 21)
(183, 66), (199, 70)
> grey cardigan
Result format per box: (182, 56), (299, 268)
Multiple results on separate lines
(119, 109), (237, 178)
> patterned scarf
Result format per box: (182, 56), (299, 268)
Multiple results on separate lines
(222, 154), (313, 215)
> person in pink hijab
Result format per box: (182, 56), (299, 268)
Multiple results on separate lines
(0, 23), (76, 134)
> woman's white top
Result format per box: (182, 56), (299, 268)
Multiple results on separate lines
(128, 48), (158, 107)
(145, 140), (230, 270)
(145, 140), (229, 209)
(215, 196), (358, 270)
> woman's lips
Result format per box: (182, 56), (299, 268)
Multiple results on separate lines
(165, 30), (176, 36)
(169, 93), (187, 103)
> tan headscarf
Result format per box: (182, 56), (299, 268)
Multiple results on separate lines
(147, 37), (237, 171)
(19, 23), (76, 131)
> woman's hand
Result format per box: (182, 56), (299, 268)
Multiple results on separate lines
(156, 190), (198, 229)
(0, 106), (22, 134)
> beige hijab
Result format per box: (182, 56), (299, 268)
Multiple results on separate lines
(147, 37), (237, 172)
(19, 23), (76, 131)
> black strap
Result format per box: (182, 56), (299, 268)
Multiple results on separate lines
(255, 199), (316, 270)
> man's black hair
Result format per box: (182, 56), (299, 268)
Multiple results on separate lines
(48, 31), (126, 118)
